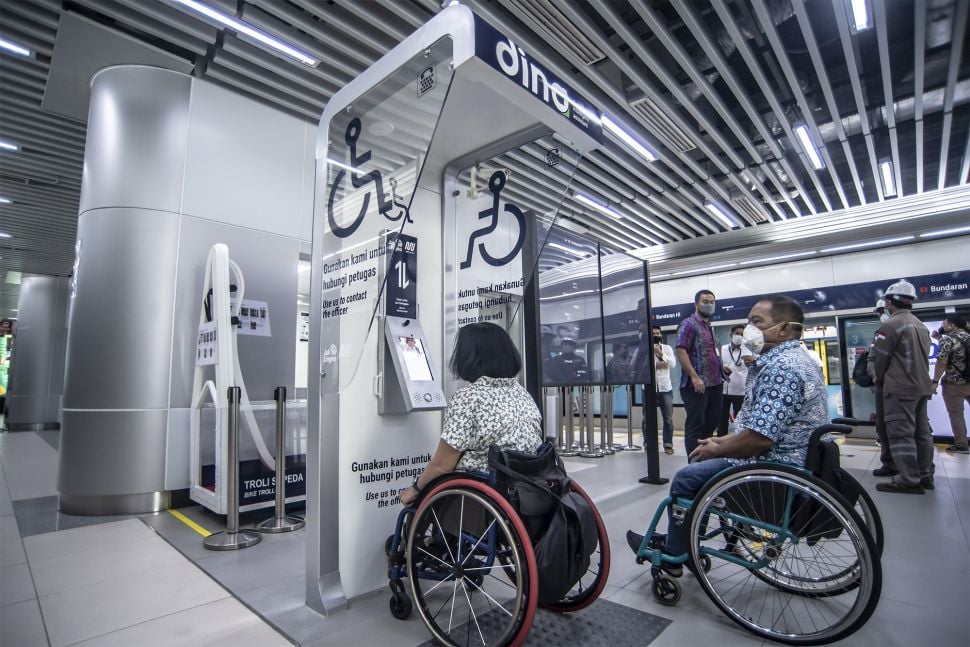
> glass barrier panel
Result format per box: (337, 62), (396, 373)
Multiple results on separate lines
(321, 37), (455, 391)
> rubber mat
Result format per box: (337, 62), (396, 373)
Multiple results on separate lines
(416, 597), (671, 646)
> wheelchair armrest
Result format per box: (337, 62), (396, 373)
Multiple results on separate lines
(831, 417), (864, 427)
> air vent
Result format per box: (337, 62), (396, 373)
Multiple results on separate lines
(628, 96), (697, 153)
(502, 0), (605, 65)
(731, 194), (770, 224)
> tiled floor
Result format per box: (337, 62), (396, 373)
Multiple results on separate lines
(2, 425), (968, 646)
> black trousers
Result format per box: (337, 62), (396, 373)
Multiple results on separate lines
(718, 394), (745, 437)
(680, 384), (723, 456)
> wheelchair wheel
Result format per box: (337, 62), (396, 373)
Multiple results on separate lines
(687, 464), (881, 646)
(406, 479), (537, 647)
(853, 486), (884, 556)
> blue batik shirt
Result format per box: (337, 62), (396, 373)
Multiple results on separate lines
(729, 340), (827, 467)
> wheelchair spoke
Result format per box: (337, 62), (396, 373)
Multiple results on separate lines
(431, 507), (458, 564)
(464, 575), (515, 617)
(424, 573), (457, 596)
(460, 520), (496, 567)
(416, 546), (452, 571)
(459, 576), (487, 647)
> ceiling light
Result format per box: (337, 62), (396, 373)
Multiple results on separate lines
(704, 201), (739, 229)
(794, 124), (825, 170)
(918, 225), (970, 238)
(601, 114), (657, 162)
(849, 0), (871, 32)
(0, 196), (12, 204)
(879, 159), (896, 197)
(0, 37), (31, 57)
(0, 139), (19, 152)
(652, 273), (671, 279)
(672, 263), (738, 276)
(326, 158), (355, 173)
(0, 231), (10, 238)
(740, 251), (817, 265)
(547, 242), (586, 257)
(820, 235), (914, 253)
(574, 193), (623, 219)
(172, 0), (318, 67)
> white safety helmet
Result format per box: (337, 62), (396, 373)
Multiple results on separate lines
(884, 279), (917, 302)
(874, 298), (885, 312)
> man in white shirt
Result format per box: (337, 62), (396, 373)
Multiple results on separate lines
(652, 325), (677, 454)
(718, 325), (754, 437)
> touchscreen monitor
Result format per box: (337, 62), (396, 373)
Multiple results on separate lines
(398, 336), (433, 382)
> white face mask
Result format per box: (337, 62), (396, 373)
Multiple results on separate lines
(879, 313), (890, 323)
(742, 324), (766, 354)
(731, 335), (743, 346)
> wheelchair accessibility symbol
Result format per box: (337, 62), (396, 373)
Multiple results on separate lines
(460, 171), (526, 270)
(326, 117), (413, 238)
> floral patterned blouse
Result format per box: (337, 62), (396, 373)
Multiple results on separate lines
(440, 376), (543, 471)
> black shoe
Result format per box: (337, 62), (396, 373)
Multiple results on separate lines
(661, 560), (683, 578)
(872, 466), (898, 477)
(876, 481), (924, 494)
(945, 445), (970, 454)
(626, 530), (645, 555)
(920, 478), (935, 490)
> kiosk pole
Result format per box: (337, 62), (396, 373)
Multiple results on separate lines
(561, 387), (578, 456)
(258, 387), (305, 533)
(599, 386), (615, 455)
(638, 260), (668, 485)
(205, 387), (262, 550)
(579, 386), (604, 458)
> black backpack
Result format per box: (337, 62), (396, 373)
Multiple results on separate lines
(488, 442), (598, 605)
(852, 349), (873, 387)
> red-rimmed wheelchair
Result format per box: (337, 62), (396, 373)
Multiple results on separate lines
(385, 455), (610, 647)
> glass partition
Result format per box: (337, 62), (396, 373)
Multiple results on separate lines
(842, 317), (879, 422)
(322, 37), (455, 390)
(447, 135), (587, 393)
(599, 249), (648, 386)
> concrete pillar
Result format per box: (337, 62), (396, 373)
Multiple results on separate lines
(5, 276), (69, 431)
(58, 66), (190, 515)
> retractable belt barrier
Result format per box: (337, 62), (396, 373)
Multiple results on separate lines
(204, 387), (262, 551)
(257, 386), (305, 534)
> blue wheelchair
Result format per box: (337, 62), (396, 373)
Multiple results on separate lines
(385, 467), (609, 647)
(631, 419), (883, 645)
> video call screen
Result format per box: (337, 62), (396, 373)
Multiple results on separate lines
(398, 336), (433, 382)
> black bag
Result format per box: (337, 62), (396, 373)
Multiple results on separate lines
(488, 442), (598, 605)
(852, 349), (873, 387)
(794, 439), (863, 542)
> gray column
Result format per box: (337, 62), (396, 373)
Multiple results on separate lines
(5, 276), (69, 431)
(58, 66), (191, 515)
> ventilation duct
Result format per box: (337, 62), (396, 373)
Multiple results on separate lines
(501, 0), (605, 65)
(628, 95), (697, 153)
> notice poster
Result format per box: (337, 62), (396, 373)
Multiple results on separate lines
(238, 299), (271, 337)
(299, 312), (310, 342)
(196, 321), (217, 366)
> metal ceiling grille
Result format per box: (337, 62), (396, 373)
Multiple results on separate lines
(0, 0), (968, 319)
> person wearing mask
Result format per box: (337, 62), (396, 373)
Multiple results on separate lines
(931, 314), (970, 454)
(651, 325), (677, 454)
(871, 280), (936, 494)
(627, 295), (825, 574)
(544, 338), (589, 383)
(675, 290), (724, 455)
(867, 299), (896, 476)
(718, 325), (754, 437)
(606, 342), (636, 383)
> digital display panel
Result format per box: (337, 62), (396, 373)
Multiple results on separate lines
(398, 336), (433, 382)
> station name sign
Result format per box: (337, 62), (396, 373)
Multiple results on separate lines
(474, 16), (604, 144)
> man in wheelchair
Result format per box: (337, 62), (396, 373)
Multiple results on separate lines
(628, 294), (827, 577)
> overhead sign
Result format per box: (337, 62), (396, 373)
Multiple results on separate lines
(650, 270), (970, 325)
(473, 16), (604, 144)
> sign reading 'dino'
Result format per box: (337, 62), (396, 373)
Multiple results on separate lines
(473, 16), (604, 144)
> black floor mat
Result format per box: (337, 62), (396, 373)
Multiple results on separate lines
(416, 597), (671, 646)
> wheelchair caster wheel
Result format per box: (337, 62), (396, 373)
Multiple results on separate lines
(389, 593), (412, 620)
(652, 576), (681, 606)
(699, 555), (711, 573)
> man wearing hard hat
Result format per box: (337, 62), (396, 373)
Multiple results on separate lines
(871, 280), (936, 494)
(867, 299), (896, 477)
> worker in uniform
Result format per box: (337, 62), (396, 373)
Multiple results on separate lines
(871, 280), (936, 494)
(867, 299), (896, 476)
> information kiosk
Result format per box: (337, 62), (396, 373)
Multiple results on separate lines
(305, 5), (649, 614)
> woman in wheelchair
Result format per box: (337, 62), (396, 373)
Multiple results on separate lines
(399, 322), (542, 506)
(388, 323), (610, 646)
(626, 295), (882, 645)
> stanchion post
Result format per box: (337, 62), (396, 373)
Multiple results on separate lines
(561, 386), (578, 456)
(205, 386), (262, 550)
(623, 384), (641, 450)
(598, 386), (615, 454)
(579, 386), (604, 458)
(638, 382), (669, 485)
(258, 386), (305, 533)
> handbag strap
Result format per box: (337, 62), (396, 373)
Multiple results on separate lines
(490, 453), (571, 503)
